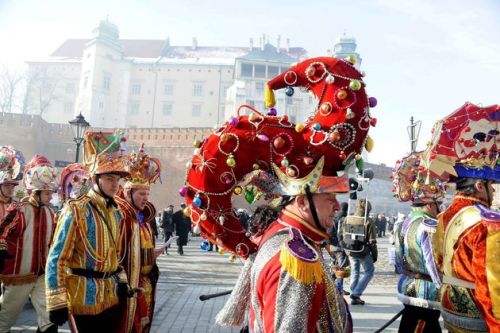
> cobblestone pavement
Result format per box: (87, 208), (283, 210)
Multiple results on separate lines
(10, 235), (446, 332)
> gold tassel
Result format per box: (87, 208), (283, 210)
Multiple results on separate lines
(279, 245), (324, 285)
(265, 85), (276, 108)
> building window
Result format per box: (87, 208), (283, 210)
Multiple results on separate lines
(193, 83), (203, 97)
(162, 103), (173, 116)
(103, 75), (111, 91)
(98, 101), (104, 109)
(268, 65), (279, 78)
(65, 82), (75, 94)
(83, 76), (88, 88)
(241, 63), (253, 77)
(192, 104), (202, 117)
(128, 102), (140, 115)
(64, 102), (73, 113)
(255, 82), (264, 91)
(131, 84), (141, 95)
(164, 84), (174, 96)
(255, 64), (266, 78)
(286, 96), (293, 105)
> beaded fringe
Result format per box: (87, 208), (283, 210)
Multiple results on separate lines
(215, 254), (255, 327)
(279, 245), (323, 285)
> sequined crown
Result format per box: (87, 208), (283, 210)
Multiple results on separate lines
(124, 144), (161, 189)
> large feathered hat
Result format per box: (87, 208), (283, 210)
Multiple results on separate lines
(24, 155), (58, 192)
(182, 56), (378, 257)
(83, 131), (129, 177)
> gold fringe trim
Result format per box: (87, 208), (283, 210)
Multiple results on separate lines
(279, 245), (323, 285)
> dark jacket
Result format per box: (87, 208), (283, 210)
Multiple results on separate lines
(173, 209), (191, 245)
(161, 211), (175, 232)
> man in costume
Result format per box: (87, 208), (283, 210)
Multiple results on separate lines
(424, 102), (500, 332)
(0, 155), (58, 333)
(115, 144), (162, 333)
(45, 131), (131, 332)
(391, 151), (444, 332)
(181, 56), (378, 332)
(0, 146), (24, 219)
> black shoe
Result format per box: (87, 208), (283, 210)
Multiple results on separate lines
(350, 296), (365, 305)
(342, 290), (350, 296)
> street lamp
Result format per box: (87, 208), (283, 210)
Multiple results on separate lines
(407, 116), (422, 153)
(69, 113), (90, 162)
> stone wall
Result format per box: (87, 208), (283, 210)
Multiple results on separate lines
(5, 113), (488, 215)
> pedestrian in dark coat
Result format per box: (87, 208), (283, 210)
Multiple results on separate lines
(172, 204), (191, 255)
(161, 205), (175, 244)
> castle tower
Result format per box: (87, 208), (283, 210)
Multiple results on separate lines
(332, 34), (362, 69)
(75, 19), (130, 128)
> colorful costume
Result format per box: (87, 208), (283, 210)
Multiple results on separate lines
(0, 146), (24, 219)
(392, 152), (445, 332)
(45, 131), (130, 330)
(0, 155), (58, 333)
(182, 56), (379, 332)
(58, 163), (89, 202)
(116, 144), (161, 333)
(424, 103), (500, 332)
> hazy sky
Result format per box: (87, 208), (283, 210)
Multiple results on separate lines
(0, 0), (499, 166)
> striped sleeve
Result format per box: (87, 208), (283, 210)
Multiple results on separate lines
(45, 203), (78, 311)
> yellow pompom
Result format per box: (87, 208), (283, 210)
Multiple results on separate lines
(265, 85), (276, 108)
(365, 135), (374, 152)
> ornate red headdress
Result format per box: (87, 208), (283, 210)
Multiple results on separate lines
(422, 102), (499, 182)
(182, 56), (378, 257)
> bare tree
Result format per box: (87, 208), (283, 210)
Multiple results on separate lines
(23, 67), (61, 117)
(0, 65), (23, 113)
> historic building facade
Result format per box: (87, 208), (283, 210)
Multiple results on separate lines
(25, 20), (307, 128)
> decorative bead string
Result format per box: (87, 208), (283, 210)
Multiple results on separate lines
(358, 107), (370, 131)
(327, 123), (356, 151)
(309, 130), (328, 146)
(303, 61), (363, 83)
(284, 71), (298, 85)
(217, 133), (239, 156)
(185, 181), (234, 196)
(333, 86), (357, 110)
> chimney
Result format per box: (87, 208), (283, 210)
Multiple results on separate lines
(286, 38), (290, 53)
(192, 37), (197, 50)
(277, 35), (281, 53)
(249, 38), (254, 50)
(261, 33), (265, 50)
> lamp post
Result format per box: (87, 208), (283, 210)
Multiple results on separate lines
(407, 116), (422, 153)
(69, 113), (90, 162)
